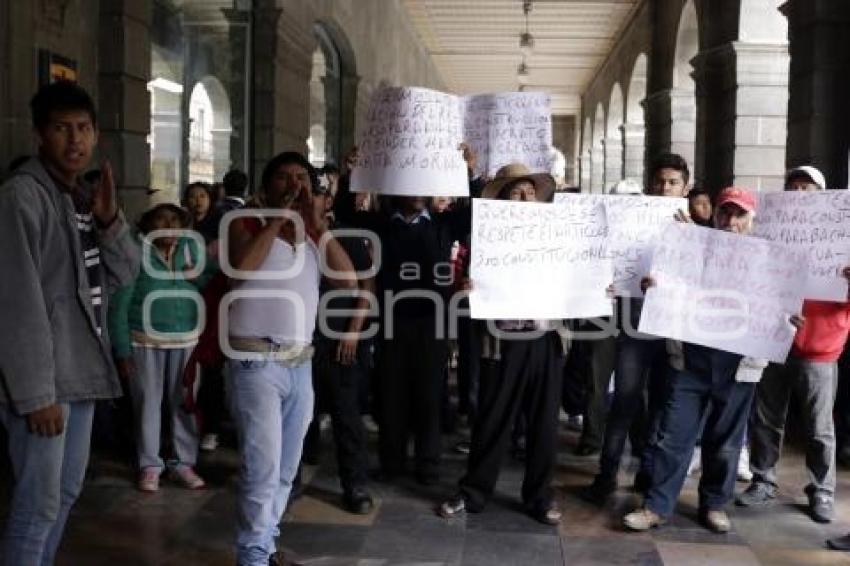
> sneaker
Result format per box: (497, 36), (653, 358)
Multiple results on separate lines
(137, 469), (160, 492)
(529, 502), (562, 526)
(737, 447), (753, 482)
(438, 494), (470, 519)
(200, 433), (219, 452)
(809, 492), (835, 524)
(735, 481), (777, 507)
(453, 440), (471, 455)
(170, 466), (206, 489)
(623, 508), (666, 531)
(687, 447), (702, 476)
(343, 487), (374, 515)
(700, 509), (731, 533)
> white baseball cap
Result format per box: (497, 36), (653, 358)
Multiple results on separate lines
(786, 165), (826, 190)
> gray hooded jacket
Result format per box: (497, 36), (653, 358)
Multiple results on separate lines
(0, 158), (140, 414)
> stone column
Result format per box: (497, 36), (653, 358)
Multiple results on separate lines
(782, 0), (850, 189)
(251, 0), (282, 184)
(99, 0), (152, 218)
(643, 88), (697, 178)
(693, 39), (789, 192)
(622, 123), (646, 183)
(603, 135), (623, 189)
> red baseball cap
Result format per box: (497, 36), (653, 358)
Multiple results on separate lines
(715, 187), (757, 213)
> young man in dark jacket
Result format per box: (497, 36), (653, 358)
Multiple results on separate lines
(0, 81), (139, 565)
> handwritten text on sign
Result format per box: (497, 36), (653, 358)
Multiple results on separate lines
(351, 87), (554, 196)
(753, 190), (850, 301)
(469, 198), (613, 320)
(639, 223), (805, 363)
(463, 92), (553, 178)
(351, 86), (468, 196)
(554, 193), (686, 297)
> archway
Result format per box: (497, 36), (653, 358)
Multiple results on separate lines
(671, 0), (698, 174)
(187, 76), (232, 184)
(624, 53), (647, 185)
(149, 45), (184, 201)
(591, 103), (605, 193)
(604, 83), (624, 189)
(309, 21), (358, 167)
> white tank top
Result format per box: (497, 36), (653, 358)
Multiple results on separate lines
(228, 236), (321, 345)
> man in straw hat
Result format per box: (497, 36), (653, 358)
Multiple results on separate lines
(438, 162), (568, 526)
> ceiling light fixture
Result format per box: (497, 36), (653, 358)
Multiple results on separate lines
(519, 1), (535, 56)
(517, 59), (530, 85)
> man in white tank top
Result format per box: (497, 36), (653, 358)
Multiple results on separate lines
(223, 151), (356, 566)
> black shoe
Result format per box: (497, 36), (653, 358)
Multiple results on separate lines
(416, 471), (440, 486)
(581, 475), (617, 504)
(827, 533), (850, 551)
(343, 487), (374, 515)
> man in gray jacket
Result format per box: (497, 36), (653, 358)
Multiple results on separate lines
(0, 81), (139, 566)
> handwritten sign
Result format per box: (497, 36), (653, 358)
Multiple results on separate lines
(463, 92), (553, 178)
(639, 223), (806, 363)
(351, 87), (554, 195)
(351, 86), (468, 196)
(554, 193), (686, 297)
(753, 190), (850, 301)
(469, 198), (613, 320)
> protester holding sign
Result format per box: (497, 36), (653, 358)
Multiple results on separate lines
(584, 153), (690, 503)
(741, 166), (850, 527)
(439, 163), (569, 526)
(623, 187), (801, 535)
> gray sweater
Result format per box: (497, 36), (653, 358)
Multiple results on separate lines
(0, 158), (140, 414)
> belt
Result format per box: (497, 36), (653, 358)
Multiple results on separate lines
(229, 337), (314, 367)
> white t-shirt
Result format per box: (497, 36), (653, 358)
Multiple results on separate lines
(228, 235), (321, 345)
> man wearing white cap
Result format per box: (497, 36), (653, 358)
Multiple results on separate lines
(739, 165), (850, 526)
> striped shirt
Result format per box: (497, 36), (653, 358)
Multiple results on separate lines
(70, 190), (104, 336)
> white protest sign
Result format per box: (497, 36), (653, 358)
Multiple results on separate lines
(639, 223), (806, 363)
(554, 193), (686, 297)
(753, 190), (850, 302)
(463, 92), (553, 178)
(469, 198), (613, 320)
(351, 87), (554, 195)
(351, 86), (468, 196)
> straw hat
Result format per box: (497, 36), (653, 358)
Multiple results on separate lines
(480, 163), (556, 202)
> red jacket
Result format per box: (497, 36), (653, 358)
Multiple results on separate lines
(792, 300), (850, 362)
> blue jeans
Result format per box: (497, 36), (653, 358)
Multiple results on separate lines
(227, 359), (314, 566)
(645, 345), (754, 517)
(0, 401), (94, 566)
(598, 335), (668, 480)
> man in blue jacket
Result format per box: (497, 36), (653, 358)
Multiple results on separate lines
(0, 81), (139, 566)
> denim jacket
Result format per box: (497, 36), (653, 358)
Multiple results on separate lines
(0, 158), (140, 414)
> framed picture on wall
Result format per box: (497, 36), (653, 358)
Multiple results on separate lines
(38, 49), (77, 85)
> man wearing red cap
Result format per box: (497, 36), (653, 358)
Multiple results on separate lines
(740, 166), (850, 527)
(623, 187), (782, 534)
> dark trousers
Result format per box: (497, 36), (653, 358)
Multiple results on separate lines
(377, 317), (448, 477)
(457, 316), (481, 419)
(198, 365), (226, 435)
(313, 340), (371, 493)
(578, 325), (617, 451)
(598, 335), (669, 480)
(645, 346), (754, 517)
(459, 332), (565, 511)
(561, 320), (585, 416)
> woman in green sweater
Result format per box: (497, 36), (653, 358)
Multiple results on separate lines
(109, 202), (214, 492)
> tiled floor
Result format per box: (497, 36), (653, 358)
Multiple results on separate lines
(15, 422), (850, 565)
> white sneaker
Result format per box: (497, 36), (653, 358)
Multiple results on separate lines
(200, 433), (219, 452)
(687, 447), (702, 476)
(737, 446), (753, 482)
